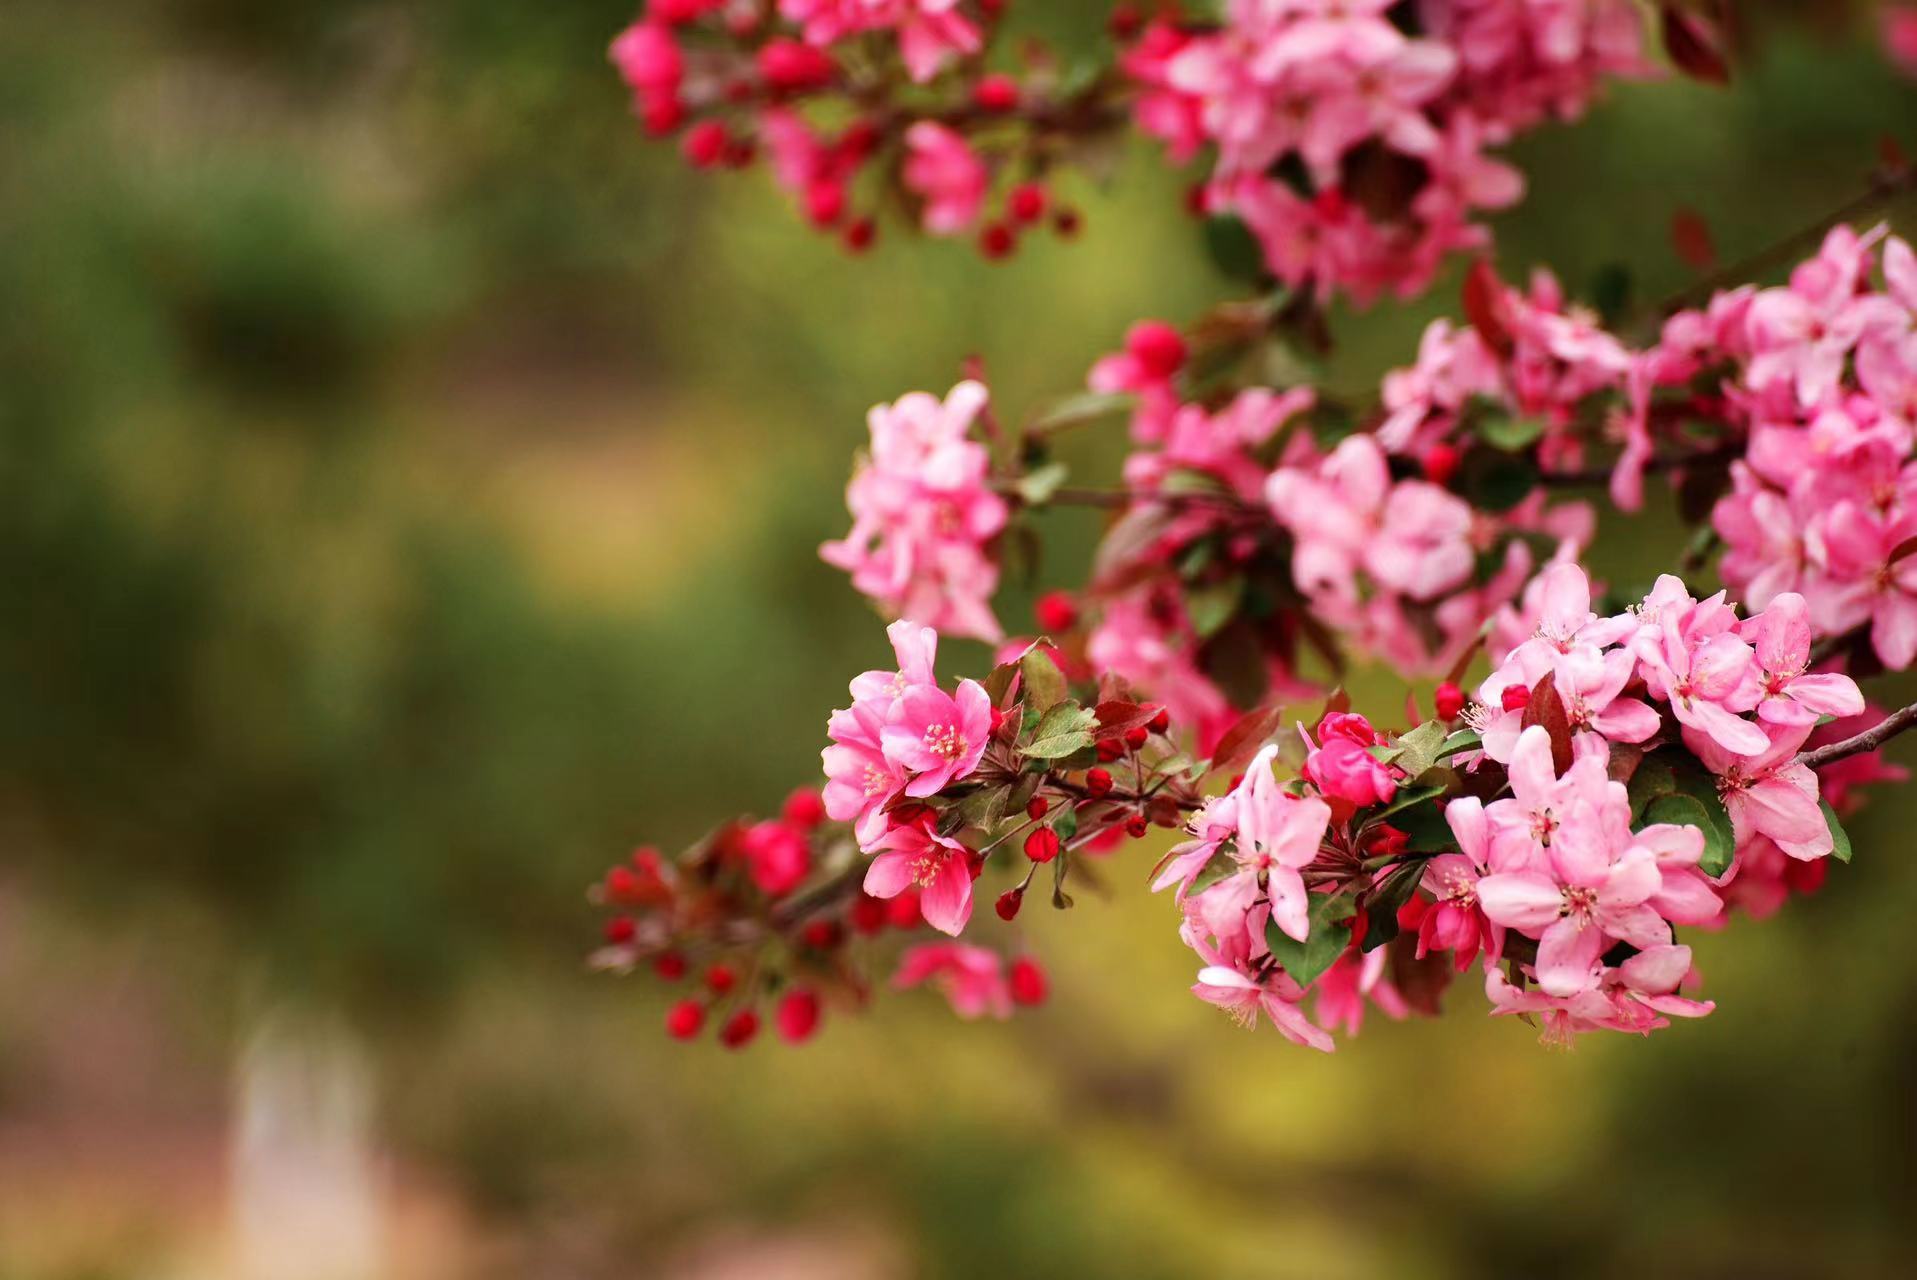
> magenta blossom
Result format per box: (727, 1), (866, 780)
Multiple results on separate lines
(902, 122), (988, 234)
(1684, 719), (1832, 862)
(880, 677), (991, 797)
(893, 942), (1011, 1018)
(1737, 592), (1866, 726)
(864, 821), (975, 935)
(1229, 745), (1333, 943)
(1191, 965), (1334, 1052)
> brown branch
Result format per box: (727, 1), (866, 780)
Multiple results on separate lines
(1795, 702), (1917, 771)
(1012, 484), (1265, 515)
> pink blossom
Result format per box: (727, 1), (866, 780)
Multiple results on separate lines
(864, 821), (975, 934)
(1191, 965), (1334, 1051)
(1229, 745), (1333, 943)
(901, 122), (987, 234)
(1313, 948), (1407, 1038)
(1684, 719), (1832, 862)
(1482, 947), (1713, 1047)
(1632, 602), (1768, 756)
(893, 943), (1011, 1018)
(1304, 735), (1396, 808)
(1737, 592), (1866, 725)
(609, 22), (683, 93)
(1416, 796), (1503, 969)
(879, 677), (992, 796)
(741, 820), (810, 897)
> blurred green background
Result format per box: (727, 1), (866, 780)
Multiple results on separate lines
(4, 1), (1917, 1276)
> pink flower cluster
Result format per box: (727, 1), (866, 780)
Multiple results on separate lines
(821, 620), (992, 933)
(1125, 1), (1648, 302)
(892, 942), (1048, 1018)
(1378, 267), (1637, 489)
(1476, 563), (1862, 866)
(821, 380), (1008, 642)
(1267, 434), (1584, 675)
(1638, 227), (1917, 668)
(780, 1), (983, 84)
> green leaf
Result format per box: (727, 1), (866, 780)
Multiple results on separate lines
(1015, 461), (1070, 505)
(1022, 703), (1098, 759)
(1361, 859), (1427, 953)
(1389, 720), (1450, 780)
(1626, 753), (1676, 821)
(1263, 891), (1356, 989)
(1642, 792), (1734, 877)
(1478, 413), (1546, 452)
(1437, 729), (1482, 759)
(1458, 448), (1539, 513)
(1821, 800), (1852, 863)
(939, 785), (1009, 835)
(1021, 646), (1068, 714)
(1053, 804), (1079, 843)
(1394, 801), (1461, 855)
(1364, 782), (1446, 826)
(1027, 390), (1130, 436)
(1185, 575), (1246, 639)
(1051, 849), (1074, 909)
(1204, 215), (1267, 283)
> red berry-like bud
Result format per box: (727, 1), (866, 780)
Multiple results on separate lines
(722, 138), (757, 168)
(843, 217), (876, 253)
(979, 221), (1017, 260)
(1125, 814), (1149, 838)
(775, 988), (822, 1043)
(1124, 725), (1149, 749)
(653, 950), (687, 981)
(1184, 182), (1209, 217)
(972, 73), (1019, 112)
(1026, 796), (1050, 820)
(782, 786), (827, 830)
(1009, 956), (1049, 1006)
(1108, 4), (1143, 40)
(641, 94), (685, 136)
(850, 894), (887, 936)
(1365, 824), (1409, 857)
(1096, 738), (1124, 762)
(1126, 321), (1187, 380)
(665, 999), (705, 1040)
(756, 38), (835, 92)
(1008, 182), (1047, 225)
(995, 887), (1024, 920)
(1434, 681), (1466, 721)
(603, 915), (637, 944)
(682, 120), (728, 168)
(1397, 894), (1430, 930)
(704, 963), (737, 994)
(886, 891), (922, 930)
(1034, 590), (1079, 633)
(1052, 207), (1082, 238)
(1421, 442), (1463, 487)
(1085, 768), (1114, 797)
(1501, 684), (1531, 712)
(718, 1009), (760, 1049)
(805, 180), (845, 227)
(801, 919), (843, 950)
(1147, 706), (1170, 734)
(838, 118), (880, 159)
(1024, 826), (1061, 863)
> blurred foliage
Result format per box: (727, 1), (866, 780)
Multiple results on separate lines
(4, 0), (1917, 1276)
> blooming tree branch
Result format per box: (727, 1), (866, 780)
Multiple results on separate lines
(1795, 701), (1917, 771)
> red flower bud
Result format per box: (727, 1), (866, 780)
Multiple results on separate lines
(1126, 320), (1187, 380)
(781, 786), (827, 830)
(1008, 182), (1047, 225)
(682, 120), (729, 168)
(843, 216), (876, 253)
(850, 894), (887, 936)
(1125, 814), (1149, 838)
(1108, 4), (1144, 40)
(1421, 442), (1463, 488)
(718, 1008), (760, 1049)
(665, 999), (705, 1041)
(704, 963), (737, 994)
(775, 988), (822, 1044)
(1024, 827), (1061, 863)
(1397, 894), (1431, 930)
(756, 38), (835, 92)
(979, 221), (1017, 260)
(972, 73), (1019, 112)
(1147, 706), (1170, 734)
(1026, 795), (1050, 820)
(800, 919), (843, 950)
(996, 887), (1024, 920)
(1085, 768), (1114, 797)
(603, 915), (637, 944)
(1434, 681), (1466, 721)
(1124, 725), (1149, 749)
(1096, 738), (1124, 762)
(1009, 956), (1049, 1006)
(1051, 207), (1082, 238)
(886, 891), (922, 930)
(1501, 684), (1531, 712)
(653, 950), (687, 981)
(1034, 590), (1079, 633)
(804, 179), (845, 228)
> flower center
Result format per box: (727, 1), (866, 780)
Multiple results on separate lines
(923, 723), (968, 762)
(862, 764), (893, 796)
(1563, 884), (1598, 924)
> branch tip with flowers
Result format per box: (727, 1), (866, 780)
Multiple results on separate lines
(594, 2), (1917, 1052)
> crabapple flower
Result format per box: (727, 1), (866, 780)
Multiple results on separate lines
(893, 942), (1012, 1018)
(1483, 948), (1713, 1048)
(780, 1), (982, 83)
(1738, 592), (1866, 726)
(880, 678), (991, 796)
(821, 380), (1007, 641)
(1416, 796), (1503, 969)
(741, 820), (810, 897)
(864, 820), (975, 935)
(1229, 745), (1333, 943)
(1684, 719), (1833, 862)
(902, 122), (988, 234)
(1191, 966), (1334, 1052)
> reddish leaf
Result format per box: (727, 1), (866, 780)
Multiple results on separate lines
(1890, 535), (1917, 567)
(1670, 207), (1717, 270)
(1387, 931), (1453, 1017)
(1661, 6), (1730, 85)
(1462, 258), (1513, 357)
(1092, 699), (1159, 735)
(1204, 703), (1286, 782)
(1521, 671), (1575, 776)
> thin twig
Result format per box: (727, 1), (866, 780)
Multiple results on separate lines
(1795, 701), (1917, 771)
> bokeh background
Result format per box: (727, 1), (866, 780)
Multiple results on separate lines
(6, 2), (1917, 1276)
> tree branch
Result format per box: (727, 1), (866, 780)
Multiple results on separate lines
(1795, 702), (1917, 771)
